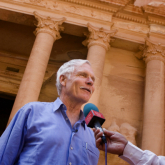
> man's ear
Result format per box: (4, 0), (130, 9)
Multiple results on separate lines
(59, 75), (67, 87)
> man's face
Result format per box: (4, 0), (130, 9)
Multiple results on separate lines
(61, 63), (95, 104)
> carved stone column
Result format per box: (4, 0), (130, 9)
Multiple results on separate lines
(7, 12), (65, 125)
(142, 38), (165, 155)
(83, 24), (116, 107)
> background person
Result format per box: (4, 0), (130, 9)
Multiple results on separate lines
(94, 128), (165, 165)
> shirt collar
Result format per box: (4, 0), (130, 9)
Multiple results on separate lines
(53, 97), (66, 112)
(79, 110), (86, 130)
(53, 97), (86, 130)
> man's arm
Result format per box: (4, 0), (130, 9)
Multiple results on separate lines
(120, 141), (165, 165)
(93, 128), (165, 165)
(0, 104), (31, 165)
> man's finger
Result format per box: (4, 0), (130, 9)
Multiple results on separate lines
(95, 131), (103, 140)
(103, 129), (115, 137)
(95, 137), (103, 149)
(93, 128), (100, 137)
(95, 137), (102, 144)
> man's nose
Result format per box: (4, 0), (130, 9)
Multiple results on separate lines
(86, 76), (94, 85)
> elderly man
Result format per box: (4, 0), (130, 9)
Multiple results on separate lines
(0, 59), (99, 165)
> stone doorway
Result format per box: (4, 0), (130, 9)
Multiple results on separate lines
(0, 96), (14, 136)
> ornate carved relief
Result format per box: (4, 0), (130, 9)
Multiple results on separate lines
(115, 13), (147, 24)
(150, 24), (165, 34)
(26, 0), (58, 9)
(107, 120), (137, 145)
(82, 23), (117, 51)
(142, 38), (165, 63)
(134, 44), (145, 60)
(99, 0), (130, 6)
(113, 21), (149, 34)
(33, 12), (65, 41)
(63, 0), (119, 12)
(107, 119), (120, 132)
(124, 4), (144, 15)
(120, 123), (137, 145)
(12, 0), (116, 22)
(148, 16), (165, 26)
(148, 1), (165, 7)
(144, 5), (165, 17)
(7, 0), (165, 29)
(60, 5), (113, 22)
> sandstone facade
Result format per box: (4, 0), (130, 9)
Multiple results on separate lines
(0, 0), (165, 164)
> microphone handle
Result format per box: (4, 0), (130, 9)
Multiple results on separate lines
(94, 121), (107, 144)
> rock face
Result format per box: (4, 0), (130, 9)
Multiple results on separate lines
(0, 0), (165, 164)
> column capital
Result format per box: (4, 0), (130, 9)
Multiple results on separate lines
(34, 11), (66, 41)
(142, 38), (165, 64)
(82, 23), (117, 51)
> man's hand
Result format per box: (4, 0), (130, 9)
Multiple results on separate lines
(93, 128), (128, 156)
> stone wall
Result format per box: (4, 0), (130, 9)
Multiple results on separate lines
(98, 47), (145, 164)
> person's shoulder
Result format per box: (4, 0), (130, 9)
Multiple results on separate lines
(15, 102), (55, 121)
(26, 101), (53, 107)
(20, 101), (54, 113)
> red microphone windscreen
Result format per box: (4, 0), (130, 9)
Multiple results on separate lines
(85, 110), (105, 128)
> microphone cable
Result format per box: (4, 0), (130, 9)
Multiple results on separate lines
(101, 134), (107, 165)
(105, 142), (107, 165)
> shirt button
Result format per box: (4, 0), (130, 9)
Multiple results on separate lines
(66, 118), (68, 120)
(70, 147), (73, 150)
(69, 162), (72, 165)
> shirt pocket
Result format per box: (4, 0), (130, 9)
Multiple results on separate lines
(82, 141), (100, 165)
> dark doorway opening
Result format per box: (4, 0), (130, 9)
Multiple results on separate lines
(0, 97), (14, 136)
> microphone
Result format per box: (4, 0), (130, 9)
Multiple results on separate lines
(83, 103), (107, 144)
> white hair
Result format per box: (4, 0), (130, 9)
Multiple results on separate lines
(56, 59), (91, 95)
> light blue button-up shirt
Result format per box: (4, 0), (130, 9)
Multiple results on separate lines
(0, 98), (99, 165)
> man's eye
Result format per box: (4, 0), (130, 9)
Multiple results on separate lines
(80, 73), (86, 77)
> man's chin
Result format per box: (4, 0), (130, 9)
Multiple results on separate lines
(74, 95), (91, 104)
(81, 97), (91, 104)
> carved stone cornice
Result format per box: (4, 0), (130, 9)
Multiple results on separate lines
(113, 21), (149, 34)
(63, 0), (122, 10)
(82, 23), (117, 51)
(144, 5), (165, 17)
(124, 4), (144, 15)
(142, 38), (165, 63)
(99, 0), (130, 6)
(33, 12), (66, 41)
(115, 12), (147, 24)
(150, 24), (165, 35)
(22, 0), (58, 9)
(148, 16), (165, 26)
(11, 0), (117, 23)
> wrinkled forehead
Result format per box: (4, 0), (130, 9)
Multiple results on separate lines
(74, 63), (92, 71)
(74, 63), (95, 76)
